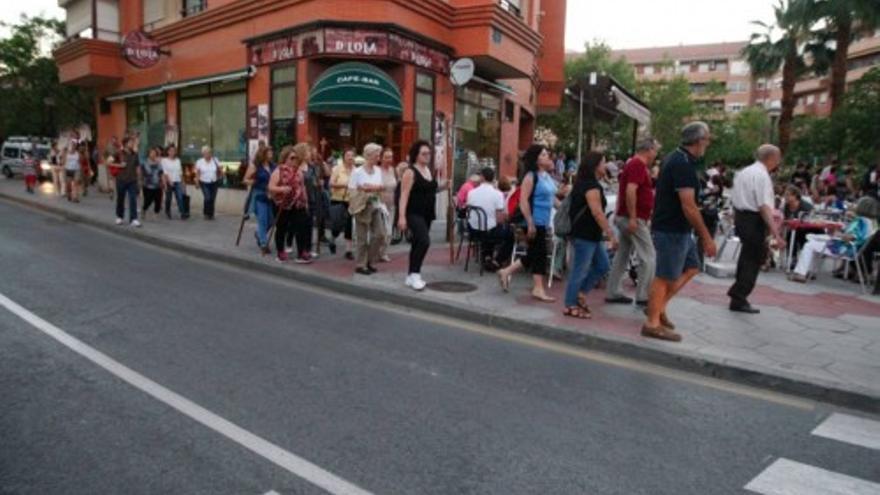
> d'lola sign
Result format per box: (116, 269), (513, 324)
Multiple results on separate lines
(122, 31), (160, 69)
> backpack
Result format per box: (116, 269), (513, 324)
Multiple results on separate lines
(509, 171), (537, 225)
(553, 192), (588, 237)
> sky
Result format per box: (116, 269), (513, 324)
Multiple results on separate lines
(564, 0), (777, 51)
(2, 0), (777, 52)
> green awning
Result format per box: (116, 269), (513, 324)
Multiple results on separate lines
(308, 62), (402, 116)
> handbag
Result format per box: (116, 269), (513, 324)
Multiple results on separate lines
(329, 202), (348, 232)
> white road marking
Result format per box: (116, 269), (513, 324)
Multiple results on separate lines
(0, 292), (373, 495)
(745, 458), (880, 495)
(812, 413), (880, 451)
(264, 491), (281, 495)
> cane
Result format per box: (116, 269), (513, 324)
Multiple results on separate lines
(235, 187), (254, 246)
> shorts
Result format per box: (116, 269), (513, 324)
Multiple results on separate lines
(652, 230), (700, 281)
(65, 170), (79, 180)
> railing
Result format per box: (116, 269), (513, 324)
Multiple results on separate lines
(499, 0), (522, 18)
(182, 0), (208, 18)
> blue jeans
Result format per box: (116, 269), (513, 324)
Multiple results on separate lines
(165, 182), (185, 215)
(652, 230), (700, 281)
(200, 181), (218, 217)
(115, 179), (139, 222)
(564, 238), (610, 308)
(254, 195), (274, 248)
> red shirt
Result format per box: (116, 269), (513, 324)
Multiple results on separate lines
(615, 156), (654, 221)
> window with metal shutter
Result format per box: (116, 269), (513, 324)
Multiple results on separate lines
(143, 0), (165, 26)
(63, 0), (91, 38)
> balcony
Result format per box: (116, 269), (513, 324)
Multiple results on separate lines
(54, 37), (123, 86)
(452, 2), (541, 80)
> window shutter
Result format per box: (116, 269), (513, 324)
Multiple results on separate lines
(143, 0), (165, 26)
(63, 0), (91, 38)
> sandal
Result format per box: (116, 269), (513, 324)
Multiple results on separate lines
(577, 294), (591, 312)
(498, 272), (511, 292)
(531, 291), (556, 303)
(563, 306), (592, 319)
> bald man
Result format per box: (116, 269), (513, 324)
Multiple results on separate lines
(728, 144), (786, 313)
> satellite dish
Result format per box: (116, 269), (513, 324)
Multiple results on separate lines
(450, 58), (475, 87)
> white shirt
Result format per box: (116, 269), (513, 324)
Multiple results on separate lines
(161, 157), (182, 183)
(64, 152), (80, 171)
(348, 165), (383, 190)
(731, 161), (775, 213)
(466, 183), (505, 230)
(195, 157), (219, 183)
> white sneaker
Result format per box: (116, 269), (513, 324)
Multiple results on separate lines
(380, 255), (392, 263)
(115, 218), (124, 225)
(285, 247), (294, 254)
(310, 251), (319, 259)
(131, 219), (142, 228)
(410, 274), (427, 291)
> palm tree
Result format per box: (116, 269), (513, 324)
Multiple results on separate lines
(814, 0), (880, 112)
(743, 0), (824, 153)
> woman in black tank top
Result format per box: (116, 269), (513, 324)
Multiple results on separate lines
(398, 140), (439, 291)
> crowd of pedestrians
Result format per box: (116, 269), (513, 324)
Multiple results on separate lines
(21, 119), (880, 342)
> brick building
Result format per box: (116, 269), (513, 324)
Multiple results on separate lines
(54, 0), (567, 186)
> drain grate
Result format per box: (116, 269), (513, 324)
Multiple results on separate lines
(425, 281), (479, 293)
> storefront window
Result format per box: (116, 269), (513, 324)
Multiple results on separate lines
(271, 65), (297, 150)
(454, 86), (501, 189)
(415, 72), (434, 143)
(126, 94), (166, 159)
(179, 79), (247, 188)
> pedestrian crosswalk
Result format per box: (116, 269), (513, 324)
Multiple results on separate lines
(745, 413), (880, 495)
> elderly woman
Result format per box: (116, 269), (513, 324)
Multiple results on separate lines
(329, 148), (356, 259)
(269, 143), (312, 263)
(348, 143), (387, 275)
(379, 147), (399, 262)
(195, 145), (223, 220)
(790, 208), (871, 283)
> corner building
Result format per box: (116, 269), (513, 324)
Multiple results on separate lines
(55, 0), (566, 184)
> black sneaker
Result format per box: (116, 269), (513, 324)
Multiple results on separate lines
(328, 242), (337, 255)
(355, 267), (372, 275)
(345, 251), (354, 260)
(366, 264), (378, 274)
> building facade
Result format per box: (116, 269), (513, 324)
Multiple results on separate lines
(793, 29), (880, 117)
(54, 0), (566, 185)
(605, 42), (780, 115)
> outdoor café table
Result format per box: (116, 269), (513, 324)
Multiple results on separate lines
(783, 218), (845, 273)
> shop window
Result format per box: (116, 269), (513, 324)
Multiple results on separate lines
(126, 94), (166, 159)
(179, 81), (247, 188)
(415, 72), (435, 143)
(271, 65), (297, 150)
(455, 86), (502, 189)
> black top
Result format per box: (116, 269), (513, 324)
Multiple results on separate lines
(652, 147), (701, 233)
(783, 199), (813, 220)
(118, 149), (139, 183)
(570, 176), (606, 242)
(406, 165), (438, 221)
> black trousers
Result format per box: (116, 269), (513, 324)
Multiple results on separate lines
(523, 226), (549, 275)
(728, 210), (768, 305)
(476, 224), (516, 265)
(407, 213), (432, 274)
(276, 208), (312, 255)
(142, 187), (162, 213)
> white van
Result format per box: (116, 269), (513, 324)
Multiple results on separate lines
(1, 138), (52, 179)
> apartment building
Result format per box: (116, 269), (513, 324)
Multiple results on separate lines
(54, 0), (567, 182)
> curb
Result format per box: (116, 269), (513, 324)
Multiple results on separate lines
(3, 191), (878, 413)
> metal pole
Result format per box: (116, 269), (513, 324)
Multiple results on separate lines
(576, 88), (584, 165)
(448, 111), (456, 264)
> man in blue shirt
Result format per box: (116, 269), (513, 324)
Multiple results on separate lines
(642, 122), (717, 342)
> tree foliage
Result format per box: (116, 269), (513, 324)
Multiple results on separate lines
(635, 77), (693, 153)
(0, 15), (94, 140)
(788, 66), (880, 168)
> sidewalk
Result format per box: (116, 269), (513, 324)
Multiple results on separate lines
(3, 179), (880, 411)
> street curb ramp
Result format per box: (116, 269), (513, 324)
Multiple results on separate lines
(3, 191), (877, 414)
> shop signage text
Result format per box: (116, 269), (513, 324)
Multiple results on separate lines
(122, 31), (161, 69)
(249, 28), (450, 74)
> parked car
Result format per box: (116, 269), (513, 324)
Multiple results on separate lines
(1, 138), (52, 180)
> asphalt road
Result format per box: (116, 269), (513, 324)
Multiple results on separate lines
(1, 199), (879, 495)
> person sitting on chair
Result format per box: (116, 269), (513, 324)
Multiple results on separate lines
(790, 206), (871, 283)
(466, 167), (514, 271)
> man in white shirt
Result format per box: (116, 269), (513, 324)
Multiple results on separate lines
(727, 144), (785, 314)
(466, 167), (514, 270)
